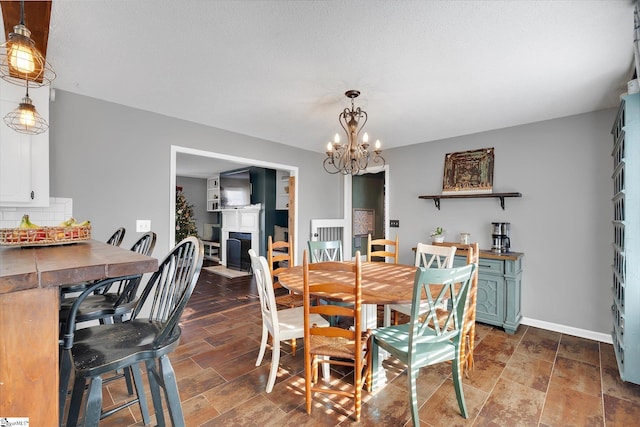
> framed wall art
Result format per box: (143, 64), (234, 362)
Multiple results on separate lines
(442, 147), (494, 195)
(353, 208), (375, 236)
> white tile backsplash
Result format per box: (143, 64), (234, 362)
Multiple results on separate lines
(0, 198), (73, 228)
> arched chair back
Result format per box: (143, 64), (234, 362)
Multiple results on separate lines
(106, 227), (126, 246)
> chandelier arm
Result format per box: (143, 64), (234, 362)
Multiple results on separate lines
(323, 157), (342, 174)
(356, 110), (367, 141)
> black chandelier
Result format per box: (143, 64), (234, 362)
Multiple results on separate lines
(323, 90), (385, 175)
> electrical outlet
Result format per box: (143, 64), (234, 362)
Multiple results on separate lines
(136, 220), (151, 232)
(390, 219), (400, 228)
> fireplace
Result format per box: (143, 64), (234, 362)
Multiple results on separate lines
(227, 232), (252, 271)
(220, 205), (261, 269)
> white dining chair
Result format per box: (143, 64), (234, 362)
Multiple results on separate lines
(248, 249), (329, 393)
(383, 243), (457, 327)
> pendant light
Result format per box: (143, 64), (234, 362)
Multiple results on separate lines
(0, 0), (55, 87)
(3, 80), (49, 135)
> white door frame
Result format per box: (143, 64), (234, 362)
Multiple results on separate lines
(342, 164), (389, 259)
(169, 145), (299, 253)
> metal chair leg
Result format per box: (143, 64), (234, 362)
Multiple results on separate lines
(130, 363), (151, 425)
(146, 358), (167, 427)
(66, 374), (86, 427)
(159, 355), (185, 427)
(83, 376), (103, 427)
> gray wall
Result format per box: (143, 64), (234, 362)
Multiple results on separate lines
(384, 108), (616, 335)
(49, 89), (616, 336)
(49, 90), (342, 257)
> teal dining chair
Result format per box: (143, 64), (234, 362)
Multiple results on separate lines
(370, 263), (476, 426)
(307, 239), (343, 262)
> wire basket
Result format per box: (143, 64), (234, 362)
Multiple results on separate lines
(0, 225), (91, 246)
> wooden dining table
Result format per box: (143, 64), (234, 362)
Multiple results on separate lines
(278, 261), (418, 308)
(278, 261), (419, 389)
(0, 239), (158, 426)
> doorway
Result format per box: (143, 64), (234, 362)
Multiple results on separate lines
(169, 145), (298, 255)
(341, 164), (389, 259)
(351, 172), (385, 258)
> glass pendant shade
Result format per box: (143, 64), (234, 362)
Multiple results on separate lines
(3, 92), (49, 135)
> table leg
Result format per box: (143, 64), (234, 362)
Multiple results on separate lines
(362, 303), (387, 390)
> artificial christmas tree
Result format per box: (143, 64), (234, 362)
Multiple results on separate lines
(175, 186), (198, 242)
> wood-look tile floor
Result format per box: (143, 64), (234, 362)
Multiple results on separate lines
(84, 268), (640, 426)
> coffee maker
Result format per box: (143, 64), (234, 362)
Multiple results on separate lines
(491, 222), (511, 253)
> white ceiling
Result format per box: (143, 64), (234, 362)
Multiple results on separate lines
(2, 1), (637, 177)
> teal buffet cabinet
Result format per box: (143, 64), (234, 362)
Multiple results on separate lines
(453, 249), (524, 334)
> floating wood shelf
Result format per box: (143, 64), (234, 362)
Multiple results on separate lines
(418, 192), (522, 210)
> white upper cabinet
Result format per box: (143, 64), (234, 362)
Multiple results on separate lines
(0, 80), (49, 207)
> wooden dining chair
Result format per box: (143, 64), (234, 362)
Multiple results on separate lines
(59, 236), (203, 427)
(269, 236), (303, 307)
(384, 242), (457, 327)
(303, 250), (371, 422)
(249, 249), (329, 393)
(433, 241), (480, 377)
(371, 263), (476, 426)
(367, 234), (399, 263)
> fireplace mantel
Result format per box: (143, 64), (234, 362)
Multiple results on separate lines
(220, 205), (261, 267)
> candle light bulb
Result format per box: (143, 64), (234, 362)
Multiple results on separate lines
(375, 139), (381, 150)
(334, 133), (340, 144)
(326, 142), (333, 152)
(362, 132), (369, 143)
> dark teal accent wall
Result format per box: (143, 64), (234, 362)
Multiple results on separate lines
(352, 172), (385, 257)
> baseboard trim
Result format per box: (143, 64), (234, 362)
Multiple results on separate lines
(520, 317), (612, 344)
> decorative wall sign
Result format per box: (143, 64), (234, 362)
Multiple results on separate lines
(353, 208), (375, 236)
(442, 147), (494, 195)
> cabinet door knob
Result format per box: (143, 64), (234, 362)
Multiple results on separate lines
(30, 191), (34, 200)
